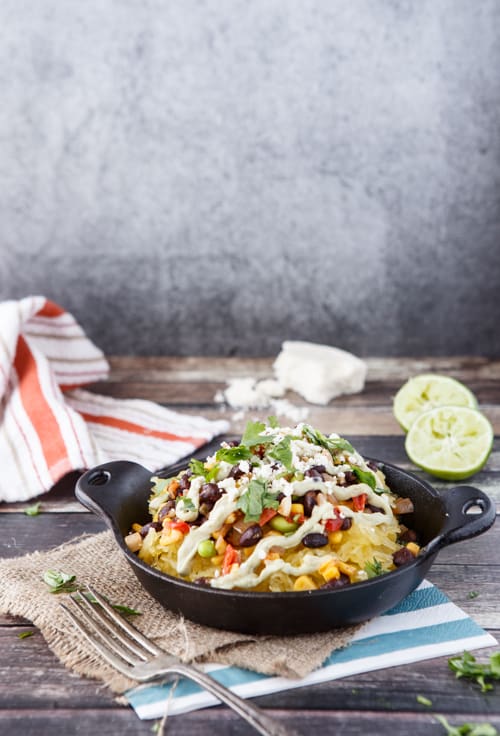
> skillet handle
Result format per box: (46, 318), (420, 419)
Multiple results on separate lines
(429, 485), (496, 552)
(75, 461), (152, 523)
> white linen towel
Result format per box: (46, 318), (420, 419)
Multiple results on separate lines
(0, 296), (228, 503)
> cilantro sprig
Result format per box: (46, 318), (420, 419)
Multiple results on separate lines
(448, 651), (500, 693)
(43, 570), (78, 594)
(236, 479), (280, 522)
(302, 425), (355, 457)
(364, 558), (384, 578)
(436, 715), (497, 736)
(42, 571), (141, 615)
(23, 501), (41, 516)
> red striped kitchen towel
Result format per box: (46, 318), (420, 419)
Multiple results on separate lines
(0, 296), (229, 503)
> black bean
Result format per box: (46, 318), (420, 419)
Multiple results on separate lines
(229, 464), (245, 480)
(340, 517), (352, 531)
(392, 547), (416, 567)
(365, 503), (385, 514)
(399, 528), (418, 544)
(321, 573), (350, 589)
(367, 460), (379, 472)
(343, 471), (358, 486)
(178, 472), (192, 491)
(304, 465), (326, 480)
(302, 532), (329, 548)
(239, 524), (263, 547)
(303, 490), (319, 517)
(158, 500), (175, 522)
(139, 521), (162, 537)
(200, 483), (222, 505)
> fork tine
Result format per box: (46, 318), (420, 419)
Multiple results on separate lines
(85, 585), (162, 656)
(72, 592), (150, 662)
(60, 602), (135, 677)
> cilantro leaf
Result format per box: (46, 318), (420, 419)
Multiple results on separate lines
(241, 420), (274, 448)
(18, 630), (35, 639)
(268, 436), (294, 471)
(189, 459), (207, 477)
(236, 479), (280, 522)
(268, 415), (279, 428)
(416, 694), (432, 707)
(216, 445), (252, 464)
(177, 497), (196, 512)
(188, 458), (219, 481)
(364, 558), (384, 578)
(436, 715), (498, 736)
(24, 501), (41, 516)
(448, 651), (500, 693)
(80, 591), (141, 616)
(43, 570), (78, 594)
(352, 466), (377, 491)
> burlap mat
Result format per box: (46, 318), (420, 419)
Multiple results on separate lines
(0, 531), (359, 693)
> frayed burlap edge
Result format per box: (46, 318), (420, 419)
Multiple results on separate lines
(0, 531), (361, 693)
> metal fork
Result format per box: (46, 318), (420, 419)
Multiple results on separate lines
(61, 585), (295, 736)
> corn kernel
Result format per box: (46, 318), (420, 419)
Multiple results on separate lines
(215, 536), (227, 554)
(328, 531), (343, 545)
(225, 512), (237, 525)
(337, 560), (357, 578)
(406, 542), (420, 556)
(293, 575), (317, 591)
(159, 528), (183, 546)
(211, 554), (224, 566)
(318, 560), (340, 582)
(290, 503), (304, 516)
(131, 523), (142, 533)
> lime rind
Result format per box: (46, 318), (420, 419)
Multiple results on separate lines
(405, 405), (493, 481)
(393, 373), (477, 432)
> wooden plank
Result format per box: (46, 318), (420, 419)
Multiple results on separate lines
(175, 405), (500, 436)
(87, 378), (500, 406)
(104, 356), (500, 383)
(2, 624), (499, 711)
(0, 705), (499, 736)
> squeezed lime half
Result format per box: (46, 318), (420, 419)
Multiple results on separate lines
(405, 405), (493, 480)
(393, 374), (477, 432)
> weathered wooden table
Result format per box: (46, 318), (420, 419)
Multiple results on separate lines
(1, 357), (499, 735)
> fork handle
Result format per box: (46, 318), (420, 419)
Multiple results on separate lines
(164, 662), (298, 736)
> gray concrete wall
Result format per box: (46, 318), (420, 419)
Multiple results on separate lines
(1, 0), (499, 357)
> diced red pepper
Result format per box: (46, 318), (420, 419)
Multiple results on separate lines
(325, 516), (344, 533)
(258, 507), (278, 526)
(352, 493), (367, 512)
(222, 543), (240, 575)
(167, 520), (191, 535)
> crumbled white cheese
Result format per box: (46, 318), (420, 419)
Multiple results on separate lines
(220, 377), (284, 409)
(273, 341), (367, 405)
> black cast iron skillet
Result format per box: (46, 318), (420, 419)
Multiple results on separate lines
(75, 458), (495, 635)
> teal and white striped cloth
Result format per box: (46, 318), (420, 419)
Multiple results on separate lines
(126, 580), (496, 720)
